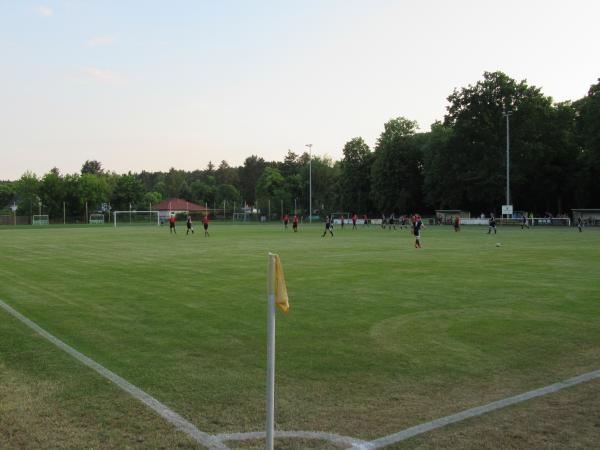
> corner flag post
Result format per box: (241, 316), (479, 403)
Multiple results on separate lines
(266, 253), (276, 450)
(266, 252), (289, 450)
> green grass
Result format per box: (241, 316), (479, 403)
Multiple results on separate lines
(1, 223), (599, 448)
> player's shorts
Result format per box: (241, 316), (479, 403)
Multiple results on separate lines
(293, 223), (297, 228)
(284, 220), (288, 225)
(187, 223), (192, 229)
(170, 223), (175, 228)
(325, 223), (330, 229)
(203, 223), (208, 230)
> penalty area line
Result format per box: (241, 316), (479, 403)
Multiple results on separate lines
(0, 298), (228, 450)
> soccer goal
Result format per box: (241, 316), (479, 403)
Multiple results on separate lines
(113, 211), (160, 227)
(89, 214), (105, 224)
(32, 214), (49, 225)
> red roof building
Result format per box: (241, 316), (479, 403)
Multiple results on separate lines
(153, 198), (208, 215)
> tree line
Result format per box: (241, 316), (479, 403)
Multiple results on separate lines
(1, 71), (599, 220)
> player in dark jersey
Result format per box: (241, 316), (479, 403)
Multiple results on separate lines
(520, 214), (529, 230)
(340, 215), (345, 230)
(488, 214), (497, 234)
(203, 215), (210, 237)
(388, 213), (396, 230)
(413, 215), (424, 248)
(186, 215), (194, 235)
(169, 214), (176, 234)
(292, 214), (299, 232)
(352, 213), (357, 230)
(363, 214), (369, 227)
(322, 215), (334, 237)
(577, 215), (583, 232)
(400, 215), (407, 230)
(381, 213), (387, 229)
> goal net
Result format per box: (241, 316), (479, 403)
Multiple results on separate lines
(89, 214), (105, 224)
(32, 214), (49, 225)
(331, 212), (351, 225)
(113, 211), (160, 227)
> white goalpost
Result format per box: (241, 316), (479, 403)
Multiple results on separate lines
(113, 210), (160, 227)
(32, 214), (49, 225)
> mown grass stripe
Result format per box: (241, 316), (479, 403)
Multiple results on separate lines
(0, 298), (228, 450)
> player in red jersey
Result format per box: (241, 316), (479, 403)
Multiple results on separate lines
(292, 214), (299, 232)
(363, 214), (368, 227)
(283, 214), (289, 230)
(454, 215), (460, 232)
(168, 214), (176, 234)
(202, 215), (210, 237)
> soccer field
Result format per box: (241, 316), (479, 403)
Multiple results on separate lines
(1, 224), (599, 449)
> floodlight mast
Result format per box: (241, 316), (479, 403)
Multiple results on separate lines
(503, 108), (512, 212)
(305, 144), (312, 223)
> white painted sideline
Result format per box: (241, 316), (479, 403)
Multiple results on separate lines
(2, 297), (598, 449)
(0, 298), (228, 450)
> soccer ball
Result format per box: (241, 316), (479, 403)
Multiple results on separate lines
(496, 243), (501, 247)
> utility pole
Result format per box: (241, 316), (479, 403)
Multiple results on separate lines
(305, 144), (312, 223)
(503, 108), (512, 213)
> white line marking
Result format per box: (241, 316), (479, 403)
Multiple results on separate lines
(0, 298), (228, 450)
(215, 430), (371, 448)
(355, 369), (600, 449)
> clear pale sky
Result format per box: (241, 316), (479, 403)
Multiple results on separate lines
(1, 0), (598, 180)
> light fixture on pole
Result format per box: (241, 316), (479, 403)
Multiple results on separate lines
(503, 108), (512, 214)
(305, 144), (312, 223)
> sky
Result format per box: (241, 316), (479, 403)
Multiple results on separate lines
(1, 0), (599, 180)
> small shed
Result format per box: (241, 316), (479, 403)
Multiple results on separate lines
(572, 209), (600, 226)
(153, 198), (209, 220)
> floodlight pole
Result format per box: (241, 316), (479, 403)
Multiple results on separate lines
(306, 144), (312, 223)
(503, 109), (512, 210)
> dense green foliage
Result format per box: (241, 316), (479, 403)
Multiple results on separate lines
(2, 72), (599, 219)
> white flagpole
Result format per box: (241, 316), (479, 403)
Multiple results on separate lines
(266, 253), (276, 450)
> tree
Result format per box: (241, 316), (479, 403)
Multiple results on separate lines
(215, 160), (239, 186)
(370, 117), (422, 213)
(190, 177), (216, 205)
(256, 167), (289, 216)
(0, 183), (15, 209)
(178, 181), (192, 201)
(300, 156), (340, 215)
(110, 174), (145, 210)
(574, 79), (600, 207)
(440, 71), (575, 214)
(339, 137), (373, 213)
(164, 168), (186, 198)
(39, 168), (65, 218)
(143, 191), (162, 208)
(79, 173), (109, 212)
(422, 122), (455, 209)
(239, 155), (266, 204)
(14, 172), (39, 216)
(216, 184), (240, 205)
(81, 160), (104, 175)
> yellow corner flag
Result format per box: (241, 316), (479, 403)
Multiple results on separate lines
(269, 253), (289, 313)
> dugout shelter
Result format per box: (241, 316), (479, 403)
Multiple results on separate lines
(571, 209), (600, 226)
